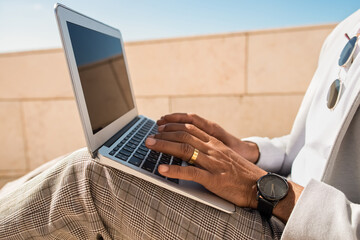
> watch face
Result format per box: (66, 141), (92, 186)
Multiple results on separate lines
(257, 174), (289, 201)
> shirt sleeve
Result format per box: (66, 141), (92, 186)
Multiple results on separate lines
(242, 135), (290, 174)
(282, 179), (360, 239)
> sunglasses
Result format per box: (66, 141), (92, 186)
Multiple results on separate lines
(327, 33), (359, 110)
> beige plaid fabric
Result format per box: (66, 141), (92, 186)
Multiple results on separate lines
(0, 148), (284, 239)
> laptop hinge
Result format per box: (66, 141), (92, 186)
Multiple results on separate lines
(103, 116), (141, 148)
(90, 149), (98, 159)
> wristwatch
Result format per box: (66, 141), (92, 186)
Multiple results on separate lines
(256, 173), (289, 219)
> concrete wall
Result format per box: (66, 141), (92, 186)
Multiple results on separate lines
(0, 24), (335, 187)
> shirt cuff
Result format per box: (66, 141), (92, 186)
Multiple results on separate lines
(242, 136), (285, 173)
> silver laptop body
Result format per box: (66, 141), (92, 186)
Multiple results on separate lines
(54, 3), (235, 213)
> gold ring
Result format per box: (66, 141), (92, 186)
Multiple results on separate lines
(188, 148), (199, 165)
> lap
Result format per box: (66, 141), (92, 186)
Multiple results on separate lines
(0, 149), (284, 240)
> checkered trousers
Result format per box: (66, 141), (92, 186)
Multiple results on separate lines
(0, 148), (284, 239)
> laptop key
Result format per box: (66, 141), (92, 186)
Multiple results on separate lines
(162, 154), (171, 161)
(167, 178), (179, 184)
(109, 150), (116, 156)
(133, 136), (142, 141)
(159, 158), (170, 164)
(171, 158), (182, 166)
(134, 153), (144, 160)
(149, 150), (160, 156)
(159, 155), (170, 164)
(113, 146), (120, 151)
(119, 149), (132, 156)
(126, 143), (137, 149)
(140, 147), (147, 153)
(148, 152), (157, 158)
(142, 161), (156, 172)
(128, 156), (143, 167)
(123, 146), (135, 152)
(145, 156), (158, 164)
(136, 149), (148, 156)
(129, 139), (140, 145)
(115, 153), (128, 161)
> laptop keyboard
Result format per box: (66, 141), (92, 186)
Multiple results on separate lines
(108, 118), (181, 184)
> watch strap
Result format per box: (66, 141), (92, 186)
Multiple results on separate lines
(257, 197), (274, 219)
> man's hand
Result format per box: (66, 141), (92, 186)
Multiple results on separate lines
(157, 113), (260, 163)
(146, 120), (266, 210)
(146, 113), (304, 222)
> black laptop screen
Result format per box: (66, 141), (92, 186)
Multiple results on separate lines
(67, 22), (135, 134)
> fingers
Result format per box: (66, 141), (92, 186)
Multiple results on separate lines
(158, 123), (210, 142)
(145, 137), (214, 170)
(157, 113), (215, 136)
(158, 164), (211, 185)
(157, 113), (204, 126)
(153, 131), (205, 150)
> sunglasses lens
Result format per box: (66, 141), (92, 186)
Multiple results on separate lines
(327, 79), (342, 109)
(338, 36), (357, 66)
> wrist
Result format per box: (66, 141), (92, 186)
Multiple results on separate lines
(253, 173), (303, 223)
(272, 181), (303, 222)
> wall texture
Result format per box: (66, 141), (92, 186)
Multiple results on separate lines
(0, 24), (335, 187)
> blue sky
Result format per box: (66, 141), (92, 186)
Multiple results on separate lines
(0, 0), (359, 53)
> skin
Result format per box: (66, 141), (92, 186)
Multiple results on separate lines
(145, 113), (303, 223)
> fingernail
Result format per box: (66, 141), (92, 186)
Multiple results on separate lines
(146, 137), (156, 146)
(158, 125), (165, 131)
(158, 165), (169, 173)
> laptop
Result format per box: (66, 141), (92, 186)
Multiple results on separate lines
(54, 3), (235, 213)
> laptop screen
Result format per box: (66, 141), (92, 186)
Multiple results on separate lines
(67, 22), (135, 134)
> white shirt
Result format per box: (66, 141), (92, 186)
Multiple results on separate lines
(244, 9), (360, 187)
(240, 10), (360, 239)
